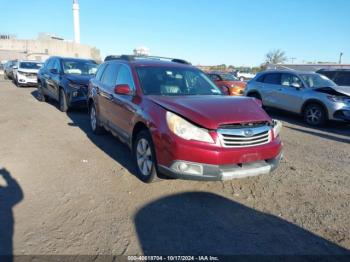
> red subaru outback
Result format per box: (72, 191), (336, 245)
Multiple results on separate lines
(88, 56), (283, 183)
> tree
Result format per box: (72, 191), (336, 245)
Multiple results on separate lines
(265, 49), (287, 64)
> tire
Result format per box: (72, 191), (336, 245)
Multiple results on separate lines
(240, 77), (245, 81)
(133, 130), (159, 183)
(89, 103), (104, 135)
(303, 103), (326, 127)
(248, 92), (262, 101)
(37, 82), (46, 102)
(59, 88), (68, 112)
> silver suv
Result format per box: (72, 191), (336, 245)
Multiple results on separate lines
(244, 70), (350, 126)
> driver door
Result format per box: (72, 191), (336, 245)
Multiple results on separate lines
(274, 73), (305, 113)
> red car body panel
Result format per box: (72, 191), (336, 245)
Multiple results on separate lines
(146, 95), (269, 129)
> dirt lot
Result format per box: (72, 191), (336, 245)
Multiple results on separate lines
(0, 77), (349, 256)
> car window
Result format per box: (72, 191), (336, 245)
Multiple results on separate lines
(95, 64), (107, 81)
(136, 66), (222, 96)
(208, 74), (220, 81)
(116, 64), (135, 90)
(319, 71), (336, 80)
(101, 63), (119, 87)
(263, 73), (281, 85)
(52, 59), (61, 72)
(281, 74), (303, 87)
(256, 74), (265, 83)
(46, 59), (54, 70)
(334, 72), (350, 86)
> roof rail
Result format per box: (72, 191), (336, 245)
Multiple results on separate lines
(104, 55), (191, 65)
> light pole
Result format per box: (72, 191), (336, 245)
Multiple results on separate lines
(339, 52), (343, 64)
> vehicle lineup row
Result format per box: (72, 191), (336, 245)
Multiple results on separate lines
(2, 55), (350, 183)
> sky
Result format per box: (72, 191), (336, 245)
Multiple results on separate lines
(0, 0), (349, 66)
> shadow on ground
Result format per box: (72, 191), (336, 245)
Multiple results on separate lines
(134, 192), (350, 255)
(0, 168), (23, 262)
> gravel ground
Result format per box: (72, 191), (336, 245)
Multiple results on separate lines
(0, 77), (349, 256)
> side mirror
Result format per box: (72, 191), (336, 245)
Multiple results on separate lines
(114, 84), (131, 95)
(50, 69), (59, 74)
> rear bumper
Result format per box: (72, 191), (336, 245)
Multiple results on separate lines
(158, 150), (283, 181)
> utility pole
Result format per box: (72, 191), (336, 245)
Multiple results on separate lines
(339, 52), (343, 64)
(289, 57), (296, 64)
(73, 0), (81, 44)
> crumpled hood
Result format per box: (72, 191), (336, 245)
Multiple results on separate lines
(331, 86), (350, 97)
(66, 74), (92, 86)
(147, 95), (271, 130)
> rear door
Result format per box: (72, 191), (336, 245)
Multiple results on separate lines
(42, 59), (56, 99)
(259, 73), (282, 107)
(98, 63), (119, 124)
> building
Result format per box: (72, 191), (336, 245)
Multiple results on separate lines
(266, 63), (350, 72)
(0, 33), (101, 63)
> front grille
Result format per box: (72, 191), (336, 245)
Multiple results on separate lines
(219, 121), (269, 129)
(218, 125), (271, 148)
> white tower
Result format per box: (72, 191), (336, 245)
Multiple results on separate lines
(73, 0), (80, 43)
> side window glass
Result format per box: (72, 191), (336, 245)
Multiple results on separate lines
(209, 74), (220, 81)
(256, 74), (265, 83)
(101, 63), (119, 87)
(335, 72), (350, 86)
(281, 74), (292, 86)
(263, 73), (281, 85)
(53, 60), (61, 72)
(46, 59), (54, 70)
(116, 65), (135, 90)
(95, 64), (106, 81)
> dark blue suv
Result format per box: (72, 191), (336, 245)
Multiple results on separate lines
(37, 57), (98, 112)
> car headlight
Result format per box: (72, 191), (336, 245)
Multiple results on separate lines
(272, 120), (282, 138)
(166, 111), (214, 143)
(327, 95), (347, 103)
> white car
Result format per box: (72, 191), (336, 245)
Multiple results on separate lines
(236, 71), (256, 81)
(13, 60), (43, 87)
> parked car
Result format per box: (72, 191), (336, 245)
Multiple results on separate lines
(37, 57), (98, 112)
(317, 69), (350, 87)
(207, 72), (246, 96)
(245, 70), (350, 126)
(13, 60), (43, 87)
(3, 60), (17, 80)
(88, 55), (283, 183)
(234, 70), (256, 81)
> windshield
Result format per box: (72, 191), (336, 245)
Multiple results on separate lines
(136, 67), (223, 96)
(300, 74), (337, 88)
(220, 73), (238, 81)
(62, 59), (98, 75)
(19, 62), (42, 69)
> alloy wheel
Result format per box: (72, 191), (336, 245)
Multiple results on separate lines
(136, 138), (153, 177)
(306, 106), (322, 125)
(90, 106), (97, 131)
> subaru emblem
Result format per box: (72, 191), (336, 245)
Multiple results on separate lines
(244, 129), (254, 137)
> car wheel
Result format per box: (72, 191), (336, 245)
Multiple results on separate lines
(133, 130), (158, 183)
(303, 103), (326, 126)
(89, 103), (104, 135)
(37, 82), (46, 102)
(248, 92), (262, 101)
(59, 89), (68, 112)
(240, 77), (245, 81)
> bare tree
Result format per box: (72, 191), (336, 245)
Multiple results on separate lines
(265, 49), (288, 64)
